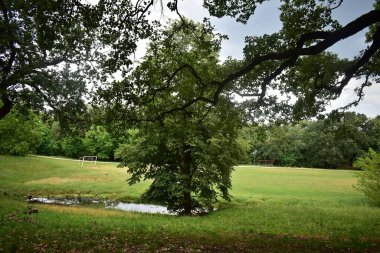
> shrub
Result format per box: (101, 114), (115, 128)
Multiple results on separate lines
(353, 149), (380, 206)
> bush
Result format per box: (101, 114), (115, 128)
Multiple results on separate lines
(353, 149), (380, 206)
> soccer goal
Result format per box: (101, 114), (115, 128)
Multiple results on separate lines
(79, 156), (97, 167)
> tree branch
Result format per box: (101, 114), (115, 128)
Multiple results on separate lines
(139, 9), (380, 123)
(212, 9), (380, 104)
(152, 95), (214, 121)
(332, 73), (371, 113)
(28, 83), (76, 122)
(336, 25), (380, 92)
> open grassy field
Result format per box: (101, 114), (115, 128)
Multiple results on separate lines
(0, 155), (379, 252)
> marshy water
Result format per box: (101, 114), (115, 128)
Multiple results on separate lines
(27, 197), (173, 215)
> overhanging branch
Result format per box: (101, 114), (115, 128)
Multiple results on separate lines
(212, 9), (380, 104)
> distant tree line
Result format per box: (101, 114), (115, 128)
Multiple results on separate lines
(0, 106), (115, 160)
(243, 112), (380, 169)
(1, 106), (379, 170)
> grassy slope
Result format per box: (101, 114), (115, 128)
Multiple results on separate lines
(0, 155), (148, 200)
(0, 155), (379, 252)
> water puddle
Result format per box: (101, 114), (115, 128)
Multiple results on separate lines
(27, 197), (173, 215)
(28, 197), (82, 205)
(107, 202), (173, 215)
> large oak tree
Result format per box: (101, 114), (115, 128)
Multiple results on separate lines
(111, 21), (248, 215)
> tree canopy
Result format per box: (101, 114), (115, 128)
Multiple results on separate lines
(176, 0), (380, 121)
(1, 0), (379, 121)
(0, 0), (153, 120)
(112, 21), (248, 214)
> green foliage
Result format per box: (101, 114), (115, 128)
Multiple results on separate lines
(216, 1), (379, 122)
(302, 113), (380, 168)
(113, 21), (248, 214)
(203, 0), (267, 24)
(82, 125), (114, 160)
(0, 109), (43, 155)
(36, 121), (62, 156)
(258, 125), (305, 166)
(2, 0), (378, 125)
(283, 53), (350, 119)
(0, 0), (93, 119)
(117, 100), (247, 214)
(61, 135), (84, 158)
(279, 0), (341, 43)
(354, 149), (380, 206)
(0, 0), (154, 119)
(249, 112), (380, 168)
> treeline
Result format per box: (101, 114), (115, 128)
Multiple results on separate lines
(243, 112), (380, 168)
(1, 108), (379, 169)
(0, 108), (116, 160)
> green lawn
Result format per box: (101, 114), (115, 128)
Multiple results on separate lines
(0, 155), (379, 252)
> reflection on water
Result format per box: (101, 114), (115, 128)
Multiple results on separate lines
(27, 197), (173, 215)
(107, 202), (173, 215)
(28, 197), (81, 205)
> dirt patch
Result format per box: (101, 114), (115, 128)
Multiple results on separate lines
(25, 175), (108, 185)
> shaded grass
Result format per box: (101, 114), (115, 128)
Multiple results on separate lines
(0, 155), (380, 252)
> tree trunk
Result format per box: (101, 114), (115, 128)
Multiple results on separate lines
(181, 146), (192, 215)
(0, 94), (12, 120)
(183, 190), (192, 215)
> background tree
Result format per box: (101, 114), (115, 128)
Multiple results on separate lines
(245, 112), (380, 168)
(82, 125), (114, 160)
(301, 120), (346, 168)
(36, 120), (62, 156)
(371, 116), (380, 150)
(301, 113), (380, 168)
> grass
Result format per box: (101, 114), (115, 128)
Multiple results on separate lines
(0, 155), (379, 252)
(0, 155), (149, 200)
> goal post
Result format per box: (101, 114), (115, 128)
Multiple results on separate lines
(79, 156), (97, 167)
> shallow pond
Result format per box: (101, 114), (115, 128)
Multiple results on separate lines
(27, 197), (173, 215)
(107, 202), (173, 215)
